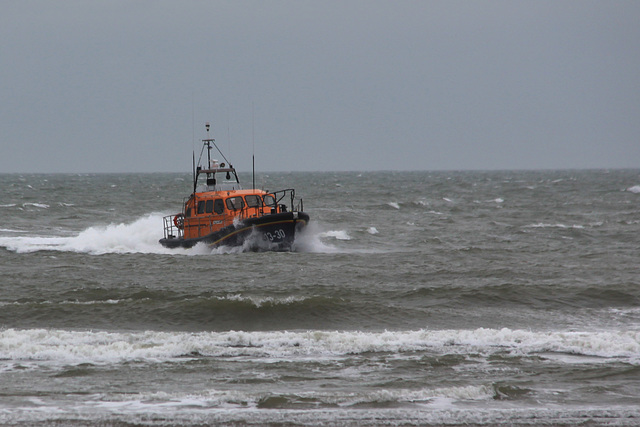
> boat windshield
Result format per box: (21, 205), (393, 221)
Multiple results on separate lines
(263, 194), (276, 207)
(245, 195), (263, 207)
(226, 196), (245, 211)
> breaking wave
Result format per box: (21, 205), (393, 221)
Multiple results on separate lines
(0, 214), (184, 255)
(0, 214), (340, 255)
(2, 328), (638, 365)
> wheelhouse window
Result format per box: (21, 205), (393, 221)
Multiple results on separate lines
(214, 199), (224, 214)
(205, 199), (214, 213)
(245, 195), (263, 208)
(263, 194), (276, 207)
(226, 196), (245, 211)
(197, 200), (206, 214)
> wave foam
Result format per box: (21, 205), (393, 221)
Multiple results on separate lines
(22, 203), (49, 209)
(0, 228), (21, 233)
(627, 185), (640, 193)
(523, 223), (585, 229)
(320, 230), (351, 241)
(2, 328), (638, 366)
(0, 214), (189, 255)
(0, 214), (342, 255)
(221, 293), (307, 308)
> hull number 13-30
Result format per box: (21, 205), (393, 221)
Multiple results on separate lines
(264, 229), (286, 241)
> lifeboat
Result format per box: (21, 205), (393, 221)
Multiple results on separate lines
(159, 123), (309, 251)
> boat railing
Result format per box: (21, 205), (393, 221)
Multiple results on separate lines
(231, 189), (303, 219)
(163, 213), (238, 240)
(270, 189), (304, 213)
(162, 215), (184, 240)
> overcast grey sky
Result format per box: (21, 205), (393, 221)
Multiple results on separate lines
(2, 1), (639, 173)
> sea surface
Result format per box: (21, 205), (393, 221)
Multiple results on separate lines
(1, 169), (639, 426)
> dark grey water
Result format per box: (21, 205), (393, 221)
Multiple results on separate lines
(1, 170), (639, 425)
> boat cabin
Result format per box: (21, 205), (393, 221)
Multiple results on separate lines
(179, 188), (285, 240)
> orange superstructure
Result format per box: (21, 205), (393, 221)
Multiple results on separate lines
(179, 188), (291, 240)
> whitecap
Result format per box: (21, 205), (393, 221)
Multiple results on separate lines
(387, 202), (400, 209)
(22, 203), (49, 209)
(523, 223), (584, 229)
(0, 228), (21, 233)
(320, 230), (351, 240)
(221, 294), (307, 308)
(367, 227), (379, 235)
(626, 185), (640, 194)
(1, 327), (637, 365)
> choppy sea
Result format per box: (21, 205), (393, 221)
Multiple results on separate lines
(1, 169), (639, 426)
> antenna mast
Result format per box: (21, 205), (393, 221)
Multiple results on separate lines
(192, 151), (196, 194)
(252, 102), (255, 190)
(205, 122), (212, 167)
